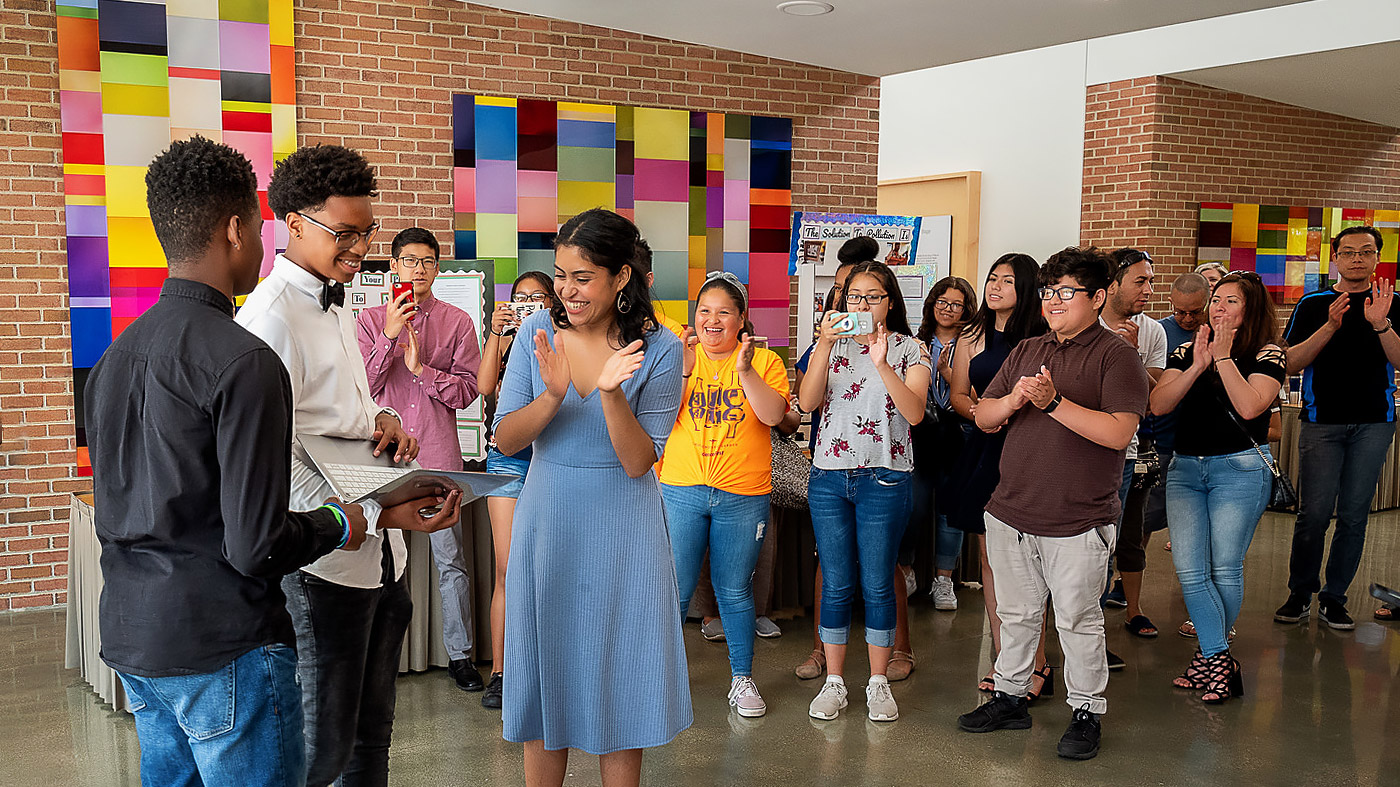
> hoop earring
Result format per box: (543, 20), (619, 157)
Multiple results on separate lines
(616, 291), (632, 314)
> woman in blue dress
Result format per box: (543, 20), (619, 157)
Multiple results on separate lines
(493, 208), (689, 787)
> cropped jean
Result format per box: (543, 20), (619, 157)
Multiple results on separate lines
(809, 466), (912, 648)
(662, 483), (770, 677)
(1166, 448), (1272, 657)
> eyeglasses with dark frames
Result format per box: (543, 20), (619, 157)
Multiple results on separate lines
(846, 293), (889, 305)
(1038, 286), (1092, 301)
(395, 255), (438, 270)
(296, 212), (380, 250)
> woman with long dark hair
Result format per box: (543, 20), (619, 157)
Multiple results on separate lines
(947, 253), (1050, 697)
(798, 260), (932, 723)
(478, 270), (556, 710)
(1149, 272), (1284, 704)
(493, 208), (688, 785)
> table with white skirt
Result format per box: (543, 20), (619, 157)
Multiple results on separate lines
(65, 493), (495, 713)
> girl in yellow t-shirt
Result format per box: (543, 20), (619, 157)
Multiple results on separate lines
(658, 271), (790, 718)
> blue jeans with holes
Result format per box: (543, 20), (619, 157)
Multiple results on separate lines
(662, 483), (770, 676)
(117, 644), (305, 787)
(1166, 449), (1272, 657)
(1288, 421), (1397, 606)
(809, 466), (913, 648)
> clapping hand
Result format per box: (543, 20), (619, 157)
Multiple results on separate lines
(1326, 291), (1350, 330)
(1023, 365), (1058, 409)
(681, 326), (699, 377)
(869, 325), (889, 369)
(1112, 318), (1140, 349)
(1190, 325), (1214, 372)
(1365, 278), (1395, 331)
(534, 328), (572, 402)
(404, 326), (424, 377)
(598, 339), (645, 393)
(736, 331), (757, 373)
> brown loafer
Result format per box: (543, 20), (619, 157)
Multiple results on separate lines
(887, 649), (916, 681)
(794, 648), (826, 680)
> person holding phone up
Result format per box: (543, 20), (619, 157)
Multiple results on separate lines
(798, 260), (932, 724)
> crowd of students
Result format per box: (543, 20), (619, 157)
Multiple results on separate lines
(86, 136), (1399, 787)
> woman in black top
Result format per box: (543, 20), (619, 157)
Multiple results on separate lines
(1149, 272), (1285, 704)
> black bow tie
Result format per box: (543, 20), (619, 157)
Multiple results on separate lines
(320, 281), (345, 312)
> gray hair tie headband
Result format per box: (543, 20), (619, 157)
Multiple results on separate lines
(703, 270), (748, 311)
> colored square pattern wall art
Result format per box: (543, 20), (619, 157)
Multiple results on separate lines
(1197, 203), (1399, 303)
(452, 95), (794, 355)
(57, 0), (297, 475)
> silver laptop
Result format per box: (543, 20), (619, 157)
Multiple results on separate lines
(297, 434), (518, 508)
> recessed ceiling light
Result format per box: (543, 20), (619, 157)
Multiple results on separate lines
(778, 1), (834, 16)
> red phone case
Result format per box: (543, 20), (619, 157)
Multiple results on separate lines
(392, 282), (415, 320)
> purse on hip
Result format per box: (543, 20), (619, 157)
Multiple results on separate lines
(1220, 399), (1297, 511)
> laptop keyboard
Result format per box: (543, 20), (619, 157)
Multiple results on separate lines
(324, 463), (409, 500)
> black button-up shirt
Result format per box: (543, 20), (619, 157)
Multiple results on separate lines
(86, 278), (343, 676)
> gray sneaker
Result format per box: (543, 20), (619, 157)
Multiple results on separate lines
(931, 576), (958, 611)
(700, 618), (726, 642)
(728, 675), (767, 717)
(754, 616), (782, 638)
(866, 679), (899, 722)
(808, 678), (848, 720)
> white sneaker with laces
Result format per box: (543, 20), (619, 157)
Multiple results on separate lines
(728, 675), (767, 717)
(808, 677), (848, 720)
(931, 575), (958, 611)
(866, 678), (899, 722)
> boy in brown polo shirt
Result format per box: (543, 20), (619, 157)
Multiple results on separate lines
(956, 247), (1149, 761)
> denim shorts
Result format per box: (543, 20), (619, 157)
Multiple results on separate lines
(485, 446), (529, 499)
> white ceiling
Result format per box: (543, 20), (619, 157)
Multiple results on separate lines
(479, 0), (1310, 76)
(1171, 41), (1400, 128)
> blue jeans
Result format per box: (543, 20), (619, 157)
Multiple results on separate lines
(1288, 421), (1397, 606)
(662, 483), (770, 676)
(809, 466), (912, 648)
(1166, 449), (1272, 656)
(909, 466), (964, 572)
(118, 644), (305, 787)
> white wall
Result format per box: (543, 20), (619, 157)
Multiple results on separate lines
(880, 0), (1400, 281)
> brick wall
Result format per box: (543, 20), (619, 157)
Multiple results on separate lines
(0, 0), (879, 609)
(1082, 75), (1400, 314)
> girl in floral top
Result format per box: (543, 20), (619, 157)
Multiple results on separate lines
(797, 260), (932, 723)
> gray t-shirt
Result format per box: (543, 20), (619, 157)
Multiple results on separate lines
(814, 334), (930, 472)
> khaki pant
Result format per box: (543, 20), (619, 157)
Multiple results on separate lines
(985, 512), (1114, 715)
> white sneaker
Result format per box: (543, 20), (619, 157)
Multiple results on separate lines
(866, 678), (899, 722)
(808, 677), (848, 720)
(901, 564), (918, 596)
(931, 576), (958, 611)
(728, 675), (767, 717)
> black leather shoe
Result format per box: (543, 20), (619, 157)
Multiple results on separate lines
(449, 659), (485, 692)
(482, 672), (503, 709)
(957, 690), (1032, 733)
(1057, 705), (1101, 760)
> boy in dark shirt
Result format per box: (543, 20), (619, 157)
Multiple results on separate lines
(85, 137), (368, 786)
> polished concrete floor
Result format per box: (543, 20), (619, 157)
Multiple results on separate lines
(7, 511), (1400, 786)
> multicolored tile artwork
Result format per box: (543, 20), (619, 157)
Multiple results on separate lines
(1197, 203), (1400, 302)
(58, 0), (297, 475)
(452, 95), (794, 356)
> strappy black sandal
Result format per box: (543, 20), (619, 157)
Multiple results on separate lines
(1200, 652), (1243, 704)
(1026, 664), (1055, 702)
(1172, 649), (1209, 690)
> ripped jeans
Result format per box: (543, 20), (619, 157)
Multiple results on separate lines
(662, 483), (771, 676)
(809, 466), (913, 648)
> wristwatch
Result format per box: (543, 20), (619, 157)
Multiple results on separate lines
(1044, 393), (1063, 414)
(1375, 318), (1392, 334)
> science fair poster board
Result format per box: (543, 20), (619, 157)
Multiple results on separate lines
(790, 213), (952, 354)
(345, 266), (491, 462)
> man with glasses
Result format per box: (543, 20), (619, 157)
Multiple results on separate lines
(357, 227), (485, 693)
(957, 247), (1149, 761)
(1276, 225), (1400, 629)
(238, 145), (463, 786)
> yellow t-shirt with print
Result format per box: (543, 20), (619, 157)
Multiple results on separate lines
(658, 345), (791, 495)
(656, 311), (685, 338)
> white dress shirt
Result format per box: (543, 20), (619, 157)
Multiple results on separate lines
(236, 254), (407, 588)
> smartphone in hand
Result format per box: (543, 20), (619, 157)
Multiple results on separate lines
(392, 281), (415, 321)
(831, 312), (874, 337)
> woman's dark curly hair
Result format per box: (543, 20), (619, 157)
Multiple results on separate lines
(145, 135), (258, 263)
(551, 208), (657, 347)
(267, 144), (378, 220)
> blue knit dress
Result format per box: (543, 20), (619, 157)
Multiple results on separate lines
(495, 310), (692, 754)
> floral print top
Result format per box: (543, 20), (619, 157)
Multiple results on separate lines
(813, 334), (930, 472)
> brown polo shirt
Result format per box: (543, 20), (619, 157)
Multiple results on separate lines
(983, 322), (1150, 538)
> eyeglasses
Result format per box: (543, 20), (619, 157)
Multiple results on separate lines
(296, 212), (379, 250)
(1336, 249), (1380, 262)
(845, 293), (889, 305)
(1038, 286), (1092, 301)
(512, 292), (549, 303)
(396, 255), (438, 270)
(934, 298), (965, 312)
(1172, 307), (1206, 319)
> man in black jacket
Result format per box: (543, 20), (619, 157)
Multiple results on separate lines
(84, 136), (369, 787)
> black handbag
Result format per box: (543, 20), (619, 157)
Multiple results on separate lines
(1222, 406), (1297, 512)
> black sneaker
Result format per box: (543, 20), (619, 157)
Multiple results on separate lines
(1274, 593), (1311, 623)
(1057, 705), (1102, 760)
(1318, 598), (1355, 630)
(1103, 579), (1128, 609)
(957, 690), (1032, 733)
(481, 672), (503, 709)
(449, 658), (485, 692)
(1106, 649), (1126, 671)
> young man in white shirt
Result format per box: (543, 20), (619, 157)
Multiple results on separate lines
(1099, 249), (1167, 650)
(236, 144), (462, 787)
